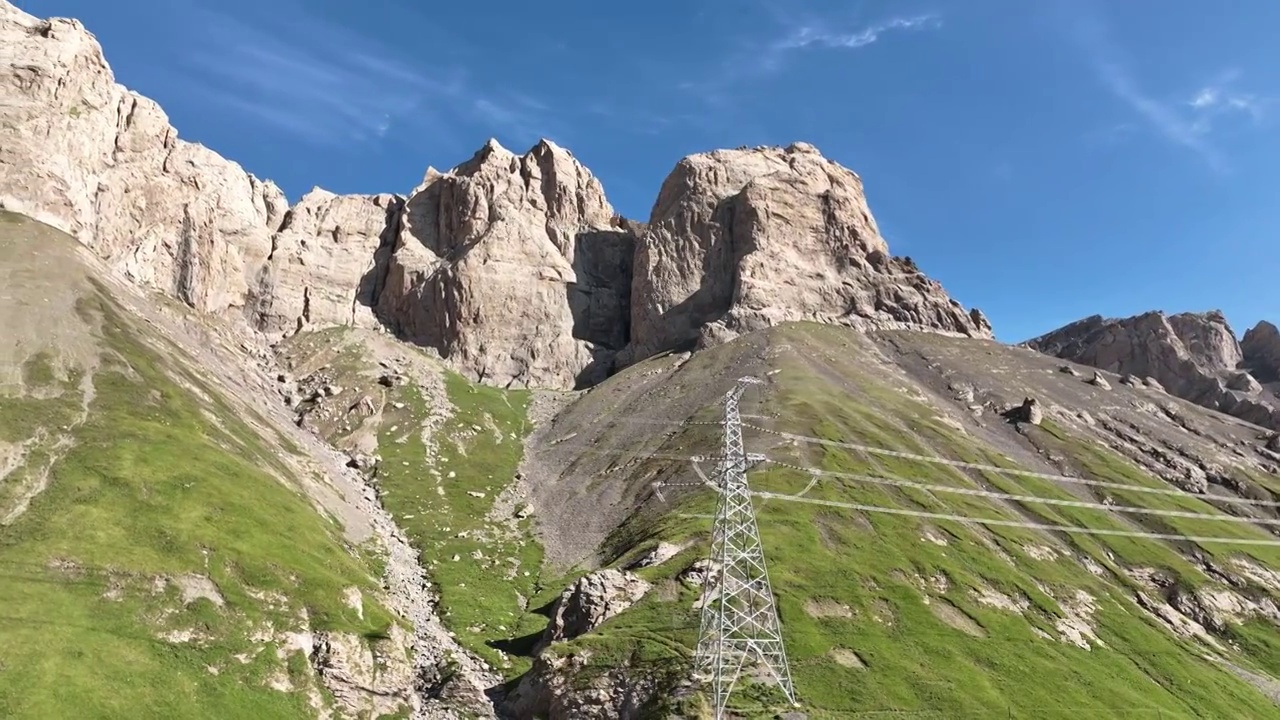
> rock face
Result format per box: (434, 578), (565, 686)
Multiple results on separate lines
(310, 627), (417, 719)
(502, 651), (668, 720)
(375, 139), (634, 389)
(0, 4), (286, 318)
(249, 189), (403, 334)
(620, 143), (993, 365)
(502, 569), (659, 719)
(1028, 311), (1280, 431)
(1244, 321), (1280, 383)
(1, 2), (994, 392)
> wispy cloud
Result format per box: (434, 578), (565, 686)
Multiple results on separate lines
(754, 13), (942, 74)
(678, 11), (943, 114)
(172, 2), (554, 150)
(773, 14), (942, 53)
(175, 5), (463, 147)
(1065, 3), (1266, 172)
(470, 93), (556, 142)
(1185, 71), (1266, 126)
(1092, 57), (1226, 171)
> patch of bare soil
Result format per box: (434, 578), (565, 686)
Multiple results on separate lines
(0, 214), (102, 522)
(804, 598), (854, 619)
(930, 600), (987, 637)
(829, 648), (866, 669)
(0, 212), (102, 391)
(521, 333), (778, 570)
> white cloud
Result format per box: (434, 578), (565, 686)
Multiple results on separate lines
(774, 14), (942, 52)
(1095, 58), (1226, 170)
(1186, 77), (1265, 124)
(678, 11), (944, 112)
(1189, 87), (1219, 109)
(1065, 3), (1268, 172)
(1067, 7), (1228, 171)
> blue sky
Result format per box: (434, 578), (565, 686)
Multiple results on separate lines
(24, 0), (1280, 342)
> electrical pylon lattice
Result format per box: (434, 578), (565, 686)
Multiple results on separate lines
(693, 376), (797, 718)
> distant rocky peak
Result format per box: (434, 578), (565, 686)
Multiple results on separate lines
(1028, 309), (1280, 431)
(621, 141), (991, 366)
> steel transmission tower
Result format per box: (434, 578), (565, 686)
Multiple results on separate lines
(693, 376), (797, 718)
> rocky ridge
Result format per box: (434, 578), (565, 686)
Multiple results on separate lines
(0, 0), (990, 391)
(1027, 311), (1280, 432)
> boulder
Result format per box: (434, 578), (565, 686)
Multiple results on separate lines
(1227, 372), (1263, 394)
(1243, 321), (1280, 383)
(539, 569), (651, 649)
(1004, 397), (1044, 425)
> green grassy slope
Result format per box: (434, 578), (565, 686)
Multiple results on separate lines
(277, 329), (555, 680)
(534, 323), (1280, 719)
(0, 288), (403, 719)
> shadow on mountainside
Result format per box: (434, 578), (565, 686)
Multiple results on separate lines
(567, 229), (635, 389)
(351, 196), (403, 330)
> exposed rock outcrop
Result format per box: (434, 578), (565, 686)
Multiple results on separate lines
(310, 627), (417, 719)
(1028, 311), (1280, 431)
(375, 139), (635, 389)
(1244, 321), (1280, 383)
(0, 3), (286, 318)
(502, 650), (669, 720)
(249, 189), (403, 334)
(620, 143), (992, 366)
(1003, 397), (1043, 425)
(503, 569), (663, 719)
(538, 568), (651, 650)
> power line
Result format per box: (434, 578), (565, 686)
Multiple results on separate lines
(747, 423), (1280, 510)
(764, 460), (1280, 528)
(749, 490), (1280, 547)
(546, 440), (1280, 531)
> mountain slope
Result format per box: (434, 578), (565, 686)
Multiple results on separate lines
(502, 323), (1280, 717)
(0, 212), (501, 719)
(264, 315), (1280, 718)
(5, 2), (1280, 718)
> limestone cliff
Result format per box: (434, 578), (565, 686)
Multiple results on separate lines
(375, 139), (633, 389)
(0, 4), (286, 318)
(620, 142), (993, 365)
(249, 189), (403, 334)
(1244, 321), (1280, 384)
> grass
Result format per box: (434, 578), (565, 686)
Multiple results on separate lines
(0, 291), (406, 719)
(530, 323), (1280, 719)
(276, 327), (569, 679)
(373, 370), (556, 677)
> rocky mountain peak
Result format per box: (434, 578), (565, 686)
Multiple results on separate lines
(0, 2), (992, 390)
(621, 142), (991, 364)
